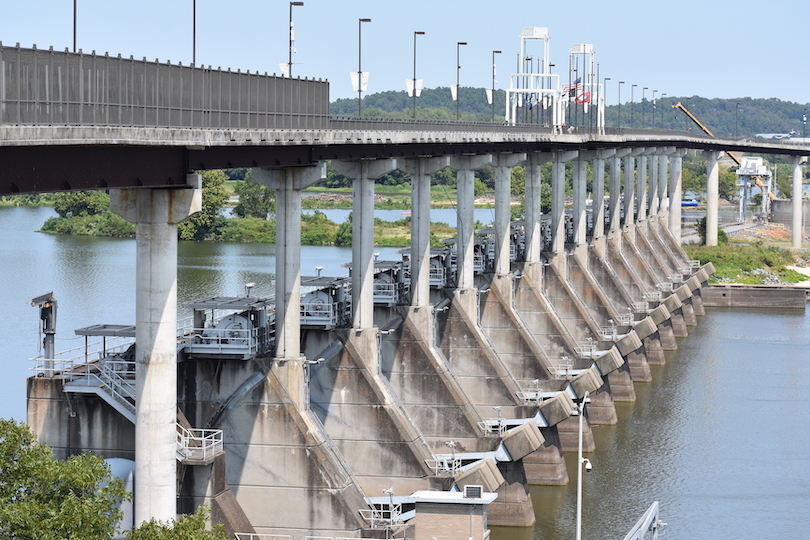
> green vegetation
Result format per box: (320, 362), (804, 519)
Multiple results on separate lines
(0, 419), (226, 539)
(684, 242), (807, 284)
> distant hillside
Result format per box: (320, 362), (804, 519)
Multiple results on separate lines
(332, 88), (809, 137)
(331, 87), (507, 121)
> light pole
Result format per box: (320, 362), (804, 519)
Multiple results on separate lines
(618, 81), (624, 128)
(288, 1), (304, 77)
(661, 93), (667, 128)
(357, 18), (371, 117)
(603, 77), (610, 127)
(491, 50), (501, 122)
(804, 108), (807, 139)
(642, 87), (648, 127)
(73, 0), (77, 52)
(412, 31), (425, 118)
(735, 102), (740, 137)
(631, 84), (637, 127)
(575, 390), (591, 540)
(456, 42), (467, 121)
(192, 0), (196, 65)
(652, 90), (658, 128)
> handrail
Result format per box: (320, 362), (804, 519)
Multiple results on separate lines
(176, 424), (224, 462)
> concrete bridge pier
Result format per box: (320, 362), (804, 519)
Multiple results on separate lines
(668, 149), (686, 240)
(552, 151), (579, 256)
(792, 155), (807, 249)
(589, 149), (613, 258)
(705, 151), (722, 246)
(110, 178), (202, 526)
(448, 154), (492, 314)
(492, 152), (526, 300)
(255, 164), (326, 408)
(572, 152), (594, 260)
(522, 152), (552, 283)
(331, 159), (398, 331)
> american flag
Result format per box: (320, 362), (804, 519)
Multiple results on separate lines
(562, 77), (582, 94)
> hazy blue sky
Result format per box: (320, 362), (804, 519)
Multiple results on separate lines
(2, 0), (808, 106)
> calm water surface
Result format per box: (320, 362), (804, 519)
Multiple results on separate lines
(2, 205), (809, 538)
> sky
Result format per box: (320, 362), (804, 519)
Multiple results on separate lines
(1, 0), (808, 106)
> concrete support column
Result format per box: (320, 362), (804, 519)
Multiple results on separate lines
(572, 153), (593, 250)
(657, 148), (673, 218)
(649, 153), (660, 217)
(255, 164), (326, 406)
(669, 149), (687, 238)
(493, 153), (526, 277)
(110, 177), (202, 526)
(401, 157), (450, 308)
(623, 153), (636, 229)
(331, 159), (397, 329)
(705, 151), (721, 246)
(791, 155), (807, 249)
(592, 150), (613, 241)
(608, 152), (628, 235)
(552, 151), (578, 253)
(448, 155), (492, 292)
(523, 152), (551, 267)
(636, 151), (649, 222)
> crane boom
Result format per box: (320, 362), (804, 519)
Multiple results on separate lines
(672, 101), (741, 166)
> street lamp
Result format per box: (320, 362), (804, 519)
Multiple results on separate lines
(661, 93), (667, 128)
(575, 390), (591, 540)
(735, 102), (740, 137)
(618, 81), (625, 128)
(288, 1), (304, 77)
(412, 31), (425, 118)
(603, 78), (611, 127)
(652, 90), (658, 128)
(456, 42), (467, 121)
(804, 108), (807, 139)
(631, 84), (637, 127)
(73, 0), (77, 52)
(642, 87), (648, 127)
(491, 50), (502, 122)
(356, 18), (371, 117)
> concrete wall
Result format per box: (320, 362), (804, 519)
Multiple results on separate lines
(770, 199), (810, 235)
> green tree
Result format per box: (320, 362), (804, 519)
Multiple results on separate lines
(0, 419), (128, 539)
(126, 506), (227, 540)
(179, 170), (229, 241)
(511, 165), (525, 196)
(233, 170), (275, 219)
(52, 190), (110, 218)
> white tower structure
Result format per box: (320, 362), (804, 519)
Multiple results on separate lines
(736, 156), (773, 220)
(505, 28), (562, 130)
(563, 43), (604, 134)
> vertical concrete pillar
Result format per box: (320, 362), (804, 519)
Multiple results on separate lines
(636, 151), (649, 222)
(592, 150), (613, 242)
(401, 157), (450, 308)
(669, 149), (686, 239)
(657, 148), (673, 218)
(448, 155), (492, 294)
(552, 151), (578, 254)
(254, 164), (326, 406)
(331, 159), (397, 329)
(649, 152), (660, 217)
(493, 153), (526, 278)
(523, 152), (551, 268)
(608, 151), (629, 236)
(705, 151), (721, 246)
(791, 155), (807, 249)
(110, 177), (202, 526)
(623, 153), (636, 229)
(572, 153), (594, 250)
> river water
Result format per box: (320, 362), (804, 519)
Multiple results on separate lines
(2, 205), (809, 538)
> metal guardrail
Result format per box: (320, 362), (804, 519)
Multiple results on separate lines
(0, 43), (328, 129)
(235, 534), (291, 540)
(30, 335), (135, 377)
(176, 425), (223, 462)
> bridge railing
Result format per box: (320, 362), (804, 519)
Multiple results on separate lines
(0, 43), (329, 129)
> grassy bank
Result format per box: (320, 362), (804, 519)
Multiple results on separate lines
(684, 242), (808, 284)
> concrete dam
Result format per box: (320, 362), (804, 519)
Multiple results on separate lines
(26, 154), (714, 538)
